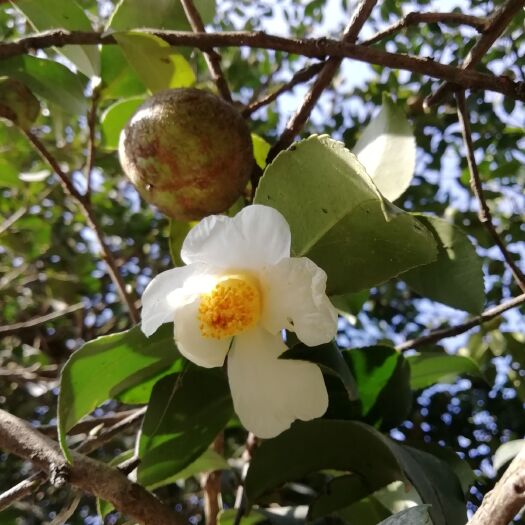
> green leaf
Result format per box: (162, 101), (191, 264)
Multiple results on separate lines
(169, 220), (193, 266)
(58, 324), (180, 461)
(114, 32), (196, 93)
(378, 505), (432, 525)
(281, 341), (358, 400)
(245, 419), (405, 503)
(331, 290), (369, 316)
(0, 56), (88, 115)
(407, 353), (482, 390)
(403, 216), (485, 313)
(493, 439), (525, 471)
(137, 365), (233, 487)
(252, 133), (271, 169)
(149, 449), (228, 490)
(344, 346), (411, 428)
(336, 498), (391, 524)
(100, 45), (146, 99)
(108, 0), (215, 31)
(254, 135), (437, 295)
(218, 509), (266, 525)
(353, 95), (415, 202)
(12, 0), (100, 77)
(391, 444), (467, 525)
(100, 96), (145, 150)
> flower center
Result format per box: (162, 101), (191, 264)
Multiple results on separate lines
(198, 274), (261, 339)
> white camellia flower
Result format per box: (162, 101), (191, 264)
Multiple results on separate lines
(141, 204), (338, 438)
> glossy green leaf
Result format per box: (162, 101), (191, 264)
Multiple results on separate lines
(344, 346), (411, 428)
(12, 0), (99, 77)
(137, 365), (233, 487)
(403, 216), (484, 313)
(114, 32), (196, 93)
(149, 449), (228, 490)
(0, 56), (88, 115)
(331, 290), (369, 316)
(58, 324), (180, 460)
(252, 133), (271, 169)
(391, 444), (467, 525)
(254, 135), (437, 295)
(100, 96), (145, 150)
(378, 505), (432, 525)
(407, 353), (482, 390)
(354, 95), (415, 202)
(245, 419), (405, 503)
(281, 341), (358, 400)
(108, 0), (215, 31)
(100, 45), (146, 99)
(169, 220), (193, 267)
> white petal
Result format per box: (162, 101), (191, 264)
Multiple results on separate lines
(260, 258), (338, 346)
(141, 265), (203, 337)
(174, 298), (230, 368)
(228, 328), (328, 438)
(181, 205), (291, 269)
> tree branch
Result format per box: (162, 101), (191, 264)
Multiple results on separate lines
(20, 128), (140, 324)
(0, 409), (176, 525)
(396, 293), (525, 351)
(1, 30), (523, 103)
(425, 0), (525, 107)
(203, 433), (224, 525)
(267, 0), (379, 161)
(180, 0), (232, 102)
(0, 302), (84, 335)
(361, 11), (488, 46)
(468, 443), (525, 525)
(84, 85), (100, 201)
(456, 91), (525, 293)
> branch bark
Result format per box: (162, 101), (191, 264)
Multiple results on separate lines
(468, 444), (525, 525)
(0, 409), (178, 525)
(396, 293), (525, 351)
(361, 11), (488, 46)
(180, 0), (232, 102)
(456, 91), (525, 293)
(425, 0), (525, 107)
(1, 30), (523, 103)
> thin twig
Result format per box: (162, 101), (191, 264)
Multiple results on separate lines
(203, 433), (224, 525)
(0, 474), (45, 512)
(361, 11), (488, 46)
(267, 0), (379, 161)
(425, 0), (525, 107)
(180, 0), (232, 102)
(0, 31), (523, 103)
(233, 433), (258, 525)
(84, 86), (100, 201)
(456, 91), (525, 292)
(241, 61), (325, 117)
(396, 293), (525, 351)
(0, 302), (84, 335)
(20, 129), (139, 323)
(46, 490), (82, 525)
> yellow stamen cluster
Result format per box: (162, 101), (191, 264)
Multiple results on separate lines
(198, 274), (261, 339)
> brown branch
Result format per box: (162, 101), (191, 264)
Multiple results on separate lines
(468, 443), (525, 525)
(361, 11), (488, 46)
(0, 408), (152, 523)
(1, 30), (523, 103)
(267, 0), (379, 161)
(84, 86), (100, 200)
(425, 0), (525, 107)
(242, 61), (325, 117)
(0, 302), (84, 335)
(203, 433), (224, 525)
(396, 293), (525, 351)
(456, 91), (525, 292)
(180, 0), (232, 102)
(20, 128), (139, 324)
(0, 364), (59, 385)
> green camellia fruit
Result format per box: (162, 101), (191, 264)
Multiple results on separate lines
(0, 77), (40, 129)
(118, 88), (254, 220)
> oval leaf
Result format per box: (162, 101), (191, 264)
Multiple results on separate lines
(137, 365), (233, 487)
(353, 95), (415, 202)
(402, 215), (485, 313)
(58, 324), (180, 460)
(254, 135), (437, 295)
(100, 96), (145, 150)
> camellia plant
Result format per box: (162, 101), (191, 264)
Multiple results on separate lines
(1, 2), (525, 525)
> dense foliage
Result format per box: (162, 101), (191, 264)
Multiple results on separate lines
(1, 1), (524, 524)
